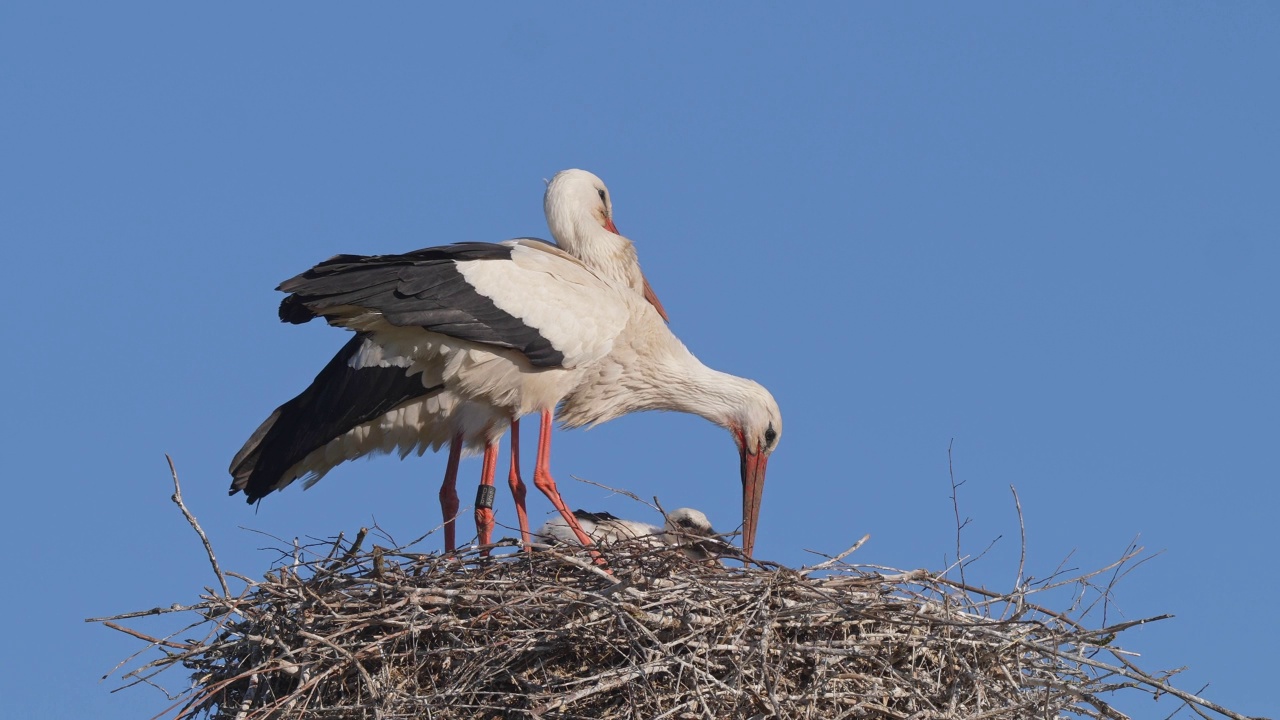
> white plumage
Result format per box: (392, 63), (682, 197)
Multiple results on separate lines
(232, 171), (673, 555)
(280, 234), (782, 557)
(236, 169), (781, 559)
(537, 508), (729, 561)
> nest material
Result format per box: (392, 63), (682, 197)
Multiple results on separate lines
(91, 464), (1266, 720)
(92, 528), (1263, 720)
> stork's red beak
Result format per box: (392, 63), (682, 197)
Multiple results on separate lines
(740, 446), (768, 558)
(604, 217), (620, 235)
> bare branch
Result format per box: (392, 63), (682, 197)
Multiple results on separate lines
(166, 455), (230, 598)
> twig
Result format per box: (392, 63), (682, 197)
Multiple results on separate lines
(102, 622), (192, 650)
(568, 474), (660, 513)
(799, 534), (871, 575)
(947, 438), (969, 587)
(1010, 484), (1026, 591)
(166, 454), (230, 598)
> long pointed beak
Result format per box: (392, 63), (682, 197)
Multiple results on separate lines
(604, 217), (620, 235)
(740, 448), (768, 557)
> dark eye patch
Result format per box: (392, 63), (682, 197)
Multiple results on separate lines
(764, 425), (777, 447)
(598, 188), (607, 203)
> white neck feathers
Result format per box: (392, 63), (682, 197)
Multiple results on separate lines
(545, 182), (645, 295)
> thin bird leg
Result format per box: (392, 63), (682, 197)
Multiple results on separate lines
(531, 409), (605, 564)
(438, 433), (464, 553)
(474, 440), (499, 550)
(506, 418), (531, 550)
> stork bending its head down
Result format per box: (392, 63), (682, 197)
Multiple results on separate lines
(230, 170), (781, 558)
(271, 238), (781, 557)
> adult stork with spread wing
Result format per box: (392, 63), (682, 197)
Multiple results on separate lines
(231, 172), (780, 557)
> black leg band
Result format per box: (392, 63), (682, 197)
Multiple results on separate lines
(475, 485), (496, 510)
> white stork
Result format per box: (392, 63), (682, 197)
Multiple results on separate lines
(537, 507), (731, 561)
(266, 238), (781, 557)
(230, 170), (671, 552)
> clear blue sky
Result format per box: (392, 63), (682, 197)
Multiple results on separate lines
(3, 4), (1276, 718)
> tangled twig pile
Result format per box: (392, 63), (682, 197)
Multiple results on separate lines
(89, 465), (1265, 720)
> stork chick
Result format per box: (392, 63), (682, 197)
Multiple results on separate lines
(537, 507), (729, 561)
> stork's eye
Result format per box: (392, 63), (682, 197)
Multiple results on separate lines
(598, 188), (607, 204)
(764, 425), (777, 447)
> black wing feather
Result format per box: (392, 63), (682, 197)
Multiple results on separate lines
(573, 510), (622, 523)
(229, 334), (442, 502)
(277, 242), (564, 368)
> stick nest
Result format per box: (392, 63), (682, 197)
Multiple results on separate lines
(92, 527), (1264, 720)
(91, 461), (1266, 719)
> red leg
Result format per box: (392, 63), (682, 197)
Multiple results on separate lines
(438, 433), (463, 553)
(507, 419), (531, 550)
(474, 440), (499, 549)
(531, 409), (605, 565)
